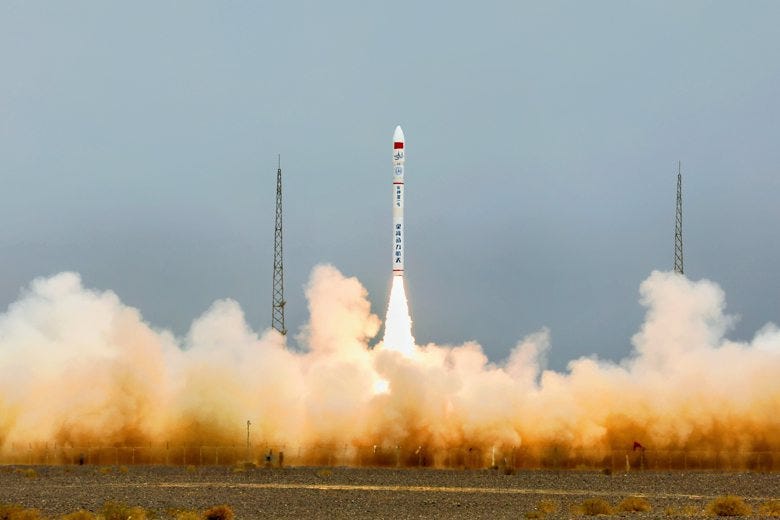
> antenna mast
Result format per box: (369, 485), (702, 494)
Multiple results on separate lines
(272, 155), (286, 334)
(674, 161), (684, 275)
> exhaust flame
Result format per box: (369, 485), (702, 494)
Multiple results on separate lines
(381, 276), (416, 356)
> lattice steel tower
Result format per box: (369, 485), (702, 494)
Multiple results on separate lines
(271, 155), (286, 335)
(674, 161), (684, 275)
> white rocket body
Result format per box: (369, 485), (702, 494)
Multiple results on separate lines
(392, 126), (405, 276)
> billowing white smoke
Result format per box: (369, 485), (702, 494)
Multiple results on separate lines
(0, 266), (778, 462)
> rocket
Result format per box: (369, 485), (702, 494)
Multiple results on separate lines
(392, 125), (405, 276)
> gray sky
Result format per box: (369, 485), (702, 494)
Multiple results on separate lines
(1, 1), (779, 370)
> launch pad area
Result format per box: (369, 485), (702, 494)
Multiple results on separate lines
(1, 443), (777, 472)
(1, 465), (778, 519)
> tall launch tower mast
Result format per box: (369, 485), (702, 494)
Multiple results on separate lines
(674, 161), (684, 275)
(271, 156), (286, 335)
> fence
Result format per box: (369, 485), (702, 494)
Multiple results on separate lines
(1, 443), (777, 471)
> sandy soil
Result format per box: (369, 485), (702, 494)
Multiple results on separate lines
(1, 465), (778, 519)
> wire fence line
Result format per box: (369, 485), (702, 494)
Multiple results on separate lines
(1, 443), (777, 471)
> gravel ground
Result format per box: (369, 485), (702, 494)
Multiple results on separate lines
(0, 465), (778, 519)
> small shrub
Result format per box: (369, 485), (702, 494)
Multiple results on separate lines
(577, 498), (613, 516)
(61, 511), (97, 520)
(125, 507), (146, 520)
(119, 466), (129, 474)
(502, 466), (516, 475)
(100, 502), (126, 520)
(759, 500), (780, 516)
(131, 508), (147, 520)
(538, 500), (558, 514)
(100, 502), (147, 520)
(5, 509), (46, 520)
(315, 469), (332, 478)
(185, 465), (197, 474)
(524, 499), (557, 519)
(233, 462), (257, 473)
(618, 496), (652, 512)
(0, 505), (46, 520)
(99, 467), (112, 475)
(13, 468), (37, 479)
(0, 504), (24, 519)
(707, 496), (751, 517)
(601, 467), (612, 476)
(203, 505), (234, 520)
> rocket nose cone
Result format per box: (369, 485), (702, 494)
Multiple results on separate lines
(393, 125), (405, 143)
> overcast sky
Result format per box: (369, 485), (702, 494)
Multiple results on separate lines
(1, 1), (779, 370)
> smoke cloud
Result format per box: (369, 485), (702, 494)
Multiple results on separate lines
(0, 266), (778, 467)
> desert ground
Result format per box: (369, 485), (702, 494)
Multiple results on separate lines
(0, 465), (778, 519)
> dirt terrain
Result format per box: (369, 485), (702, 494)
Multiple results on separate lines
(1, 465), (778, 519)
